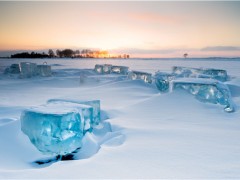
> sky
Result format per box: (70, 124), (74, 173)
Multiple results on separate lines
(0, 1), (240, 58)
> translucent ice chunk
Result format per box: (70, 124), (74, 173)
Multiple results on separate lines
(19, 62), (38, 78)
(47, 99), (101, 125)
(37, 65), (52, 77)
(111, 66), (129, 75)
(94, 64), (112, 74)
(154, 72), (175, 93)
(172, 66), (201, 78)
(172, 66), (228, 82)
(4, 64), (20, 74)
(201, 68), (228, 82)
(173, 78), (235, 112)
(128, 71), (152, 83)
(21, 104), (84, 155)
(47, 101), (94, 132)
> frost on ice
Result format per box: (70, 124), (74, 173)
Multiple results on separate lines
(47, 99), (101, 125)
(47, 101), (94, 132)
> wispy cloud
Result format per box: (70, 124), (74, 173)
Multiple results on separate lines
(129, 12), (178, 24)
(201, 46), (240, 51)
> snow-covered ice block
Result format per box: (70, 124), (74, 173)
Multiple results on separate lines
(172, 66), (228, 81)
(37, 65), (52, 77)
(47, 101), (94, 132)
(111, 66), (129, 75)
(94, 64), (112, 74)
(19, 62), (38, 78)
(154, 72), (175, 92)
(172, 66), (201, 78)
(173, 78), (235, 112)
(47, 99), (101, 125)
(21, 104), (84, 155)
(201, 68), (228, 82)
(128, 71), (152, 83)
(4, 64), (20, 74)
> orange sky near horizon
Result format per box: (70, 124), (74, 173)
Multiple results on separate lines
(0, 1), (240, 58)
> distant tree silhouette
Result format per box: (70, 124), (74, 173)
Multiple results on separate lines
(56, 49), (62, 58)
(183, 53), (188, 58)
(61, 49), (74, 58)
(48, 49), (55, 58)
(11, 52), (49, 58)
(11, 48), (130, 59)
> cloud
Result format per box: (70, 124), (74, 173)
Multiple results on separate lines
(201, 46), (240, 51)
(129, 12), (177, 24)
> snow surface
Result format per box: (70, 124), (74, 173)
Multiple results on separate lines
(0, 58), (240, 179)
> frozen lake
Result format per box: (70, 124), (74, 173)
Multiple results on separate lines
(0, 58), (240, 178)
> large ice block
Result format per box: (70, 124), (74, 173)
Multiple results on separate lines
(47, 101), (94, 132)
(172, 66), (201, 78)
(111, 66), (129, 75)
(201, 68), (228, 82)
(172, 66), (228, 82)
(21, 104), (84, 155)
(173, 78), (235, 112)
(47, 99), (101, 125)
(19, 62), (38, 78)
(37, 65), (52, 77)
(94, 64), (112, 74)
(4, 64), (20, 74)
(154, 72), (175, 93)
(128, 71), (152, 83)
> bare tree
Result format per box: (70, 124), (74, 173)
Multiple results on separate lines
(48, 49), (55, 58)
(183, 53), (188, 58)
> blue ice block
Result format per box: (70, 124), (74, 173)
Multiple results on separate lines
(37, 65), (52, 77)
(111, 66), (129, 75)
(47, 99), (101, 125)
(172, 66), (228, 82)
(19, 62), (38, 78)
(172, 66), (200, 78)
(201, 68), (228, 82)
(154, 72), (175, 93)
(128, 71), (152, 83)
(94, 64), (112, 74)
(21, 104), (84, 155)
(173, 78), (235, 112)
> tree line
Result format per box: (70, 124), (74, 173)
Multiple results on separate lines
(11, 49), (130, 59)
